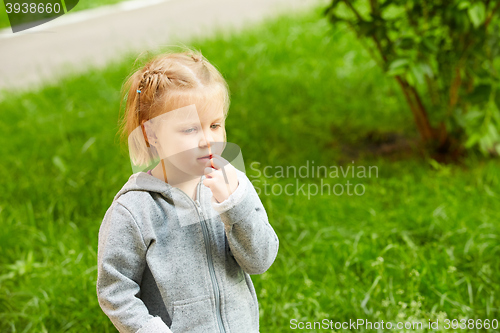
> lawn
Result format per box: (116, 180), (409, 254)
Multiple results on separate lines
(0, 3), (499, 332)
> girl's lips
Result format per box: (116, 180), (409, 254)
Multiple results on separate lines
(197, 154), (213, 160)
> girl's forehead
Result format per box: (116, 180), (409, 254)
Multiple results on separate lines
(178, 105), (223, 122)
(198, 107), (224, 122)
(158, 104), (224, 124)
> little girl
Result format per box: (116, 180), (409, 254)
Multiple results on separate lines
(96, 47), (279, 333)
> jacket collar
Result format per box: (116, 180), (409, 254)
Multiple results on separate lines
(113, 171), (205, 203)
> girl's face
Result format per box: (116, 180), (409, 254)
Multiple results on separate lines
(148, 104), (226, 177)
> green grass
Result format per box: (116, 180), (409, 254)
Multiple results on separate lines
(0, 0), (132, 30)
(1, 3), (499, 332)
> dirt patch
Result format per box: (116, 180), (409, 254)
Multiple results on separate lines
(324, 125), (424, 162)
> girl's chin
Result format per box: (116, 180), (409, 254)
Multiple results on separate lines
(159, 161), (205, 177)
(181, 163), (206, 177)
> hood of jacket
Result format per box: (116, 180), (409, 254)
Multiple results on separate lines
(112, 171), (205, 201)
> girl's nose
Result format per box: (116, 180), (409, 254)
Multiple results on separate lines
(199, 129), (214, 148)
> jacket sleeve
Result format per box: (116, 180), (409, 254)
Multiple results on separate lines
(211, 170), (279, 275)
(96, 201), (173, 333)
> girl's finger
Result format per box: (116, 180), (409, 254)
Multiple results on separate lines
(204, 166), (216, 177)
(205, 154), (229, 170)
(202, 177), (214, 187)
(205, 155), (221, 170)
(204, 166), (228, 184)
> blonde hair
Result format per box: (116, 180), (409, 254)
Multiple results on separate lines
(118, 46), (230, 166)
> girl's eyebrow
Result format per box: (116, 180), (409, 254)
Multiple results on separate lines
(176, 121), (195, 125)
(174, 121), (200, 129)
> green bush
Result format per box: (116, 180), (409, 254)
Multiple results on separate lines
(324, 0), (500, 158)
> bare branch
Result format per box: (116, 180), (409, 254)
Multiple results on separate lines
(342, 0), (363, 22)
(485, 1), (500, 29)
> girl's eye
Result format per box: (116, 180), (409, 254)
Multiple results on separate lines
(183, 127), (197, 133)
(211, 124), (221, 129)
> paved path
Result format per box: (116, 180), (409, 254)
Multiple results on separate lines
(0, 0), (325, 94)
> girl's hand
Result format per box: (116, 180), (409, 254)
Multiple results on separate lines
(202, 154), (239, 203)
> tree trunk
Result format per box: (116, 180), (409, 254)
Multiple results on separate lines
(393, 75), (461, 161)
(394, 75), (436, 142)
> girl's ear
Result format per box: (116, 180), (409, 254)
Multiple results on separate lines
(141, 119), (159, 147)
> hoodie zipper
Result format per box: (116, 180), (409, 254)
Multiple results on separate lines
(173, 177), (226, 333)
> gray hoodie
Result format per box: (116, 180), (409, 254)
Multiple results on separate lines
(96, 168), (279, 333)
